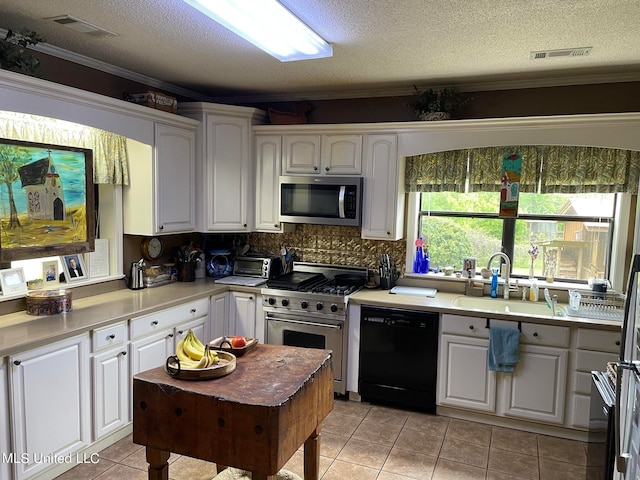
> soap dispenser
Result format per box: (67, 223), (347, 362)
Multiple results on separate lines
(529, 278), (539, 302)
(490, 268), (499, 298)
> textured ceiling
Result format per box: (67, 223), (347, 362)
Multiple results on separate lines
(0, 0), (639, 102)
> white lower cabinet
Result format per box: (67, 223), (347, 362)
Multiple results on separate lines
(1, 358), (10, 480)
(210, 292), (229, 340)
(9, 334), (91, 480)
(91, 322), (129, 440)
(228, 291), (260, 339)
(438, 314), (570, 426)
(129, 328), (175, 376)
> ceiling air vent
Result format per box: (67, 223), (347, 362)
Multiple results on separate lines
(46, 15), (118, 37)
(530, 47), (592, 60)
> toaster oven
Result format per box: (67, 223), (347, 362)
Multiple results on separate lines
(233, 255), (282, 279)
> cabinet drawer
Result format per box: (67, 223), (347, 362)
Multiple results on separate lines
(519, 323), (570, 348)
(576, 328), (621, 353)
(441, 315), (490, 338)
(130, 298), (209, 339)
(576, 349), (617, 373)
(92, 322), (127, 352)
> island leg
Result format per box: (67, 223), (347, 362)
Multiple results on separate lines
(146, 446), (170, 480)
(303, 426), (321, 480)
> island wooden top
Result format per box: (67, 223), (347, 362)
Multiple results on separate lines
(132, 344), (334, 476)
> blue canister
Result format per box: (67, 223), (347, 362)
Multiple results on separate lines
(207, 250), (233, 278)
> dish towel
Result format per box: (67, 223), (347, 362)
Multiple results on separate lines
(488, 325), (521, 372)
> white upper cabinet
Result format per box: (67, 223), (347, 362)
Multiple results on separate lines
(255, 135), (283, 232)
(123, 122), (198, 235)
(282, 134), (362, 175)
(361, 134), (404, 240)
(179, 103), (267, 232)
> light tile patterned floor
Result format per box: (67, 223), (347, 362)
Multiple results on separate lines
(55, 399), (589, 480)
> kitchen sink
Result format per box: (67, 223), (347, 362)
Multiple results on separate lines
(452, 295), (557, 316)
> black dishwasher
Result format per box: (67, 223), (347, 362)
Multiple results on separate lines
(359, 305), (438, 411)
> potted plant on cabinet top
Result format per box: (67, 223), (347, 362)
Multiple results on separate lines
(411, 85), (468, 121)
(0, 29), (44, 76)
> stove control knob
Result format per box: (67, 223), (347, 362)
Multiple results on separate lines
(316, 302), (324, 311)
(268, 297), (276, 305)
(301, 300), (309, 309)
(281, 298), (289, 307)
(330, 304), (339, 313)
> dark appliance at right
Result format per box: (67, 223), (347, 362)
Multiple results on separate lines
(587, 370), (615, 480)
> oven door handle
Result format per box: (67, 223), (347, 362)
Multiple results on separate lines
(265, 314), (342, 330)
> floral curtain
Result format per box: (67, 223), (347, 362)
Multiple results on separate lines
(0, 112), (129, 185)
(406, 145), (640, 194)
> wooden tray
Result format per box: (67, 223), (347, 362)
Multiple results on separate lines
(209, 336), (259, 357)
(164, 351), (236, 380)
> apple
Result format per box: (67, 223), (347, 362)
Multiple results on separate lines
(231, 336), (247, 348)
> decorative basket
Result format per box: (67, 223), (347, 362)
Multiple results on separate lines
(25, 289), (72, 316)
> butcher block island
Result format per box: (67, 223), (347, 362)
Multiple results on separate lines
(132, 344), (333, 480)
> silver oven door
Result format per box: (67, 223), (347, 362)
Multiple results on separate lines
(265, 310), (344, 382)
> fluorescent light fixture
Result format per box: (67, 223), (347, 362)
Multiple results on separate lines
(182, 0), (332, 62)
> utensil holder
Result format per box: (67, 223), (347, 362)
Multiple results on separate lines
(177, 261), (196, 282)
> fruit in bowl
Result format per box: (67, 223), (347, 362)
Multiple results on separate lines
(230, 336), (247, 348)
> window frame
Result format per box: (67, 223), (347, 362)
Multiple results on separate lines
(405, 192), (634, 292)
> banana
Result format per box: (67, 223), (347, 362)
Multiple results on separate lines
(175, 339), (192, 363)
(205, 346), (219, 367)
(189, 330), (206, 351)
(182, 331), (205, 360)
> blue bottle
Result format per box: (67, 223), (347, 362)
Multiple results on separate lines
(420, 247), (430, 273)
(490, 268), (499, 298)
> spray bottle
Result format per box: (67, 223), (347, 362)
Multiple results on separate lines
(490, 268), (499, 298)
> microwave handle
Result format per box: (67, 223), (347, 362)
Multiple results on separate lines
(338, 186), (346, 218)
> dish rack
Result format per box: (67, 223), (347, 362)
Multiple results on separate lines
(564, 292), (625, 321)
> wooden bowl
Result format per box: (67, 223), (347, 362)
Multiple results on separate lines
(164, 351), (236, 380)
(209, 336), (259, 357)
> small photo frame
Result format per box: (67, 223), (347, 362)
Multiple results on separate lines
(61, 254), (87, 282)
(0, 267), (28, 295)
(42, 260), (59, 286)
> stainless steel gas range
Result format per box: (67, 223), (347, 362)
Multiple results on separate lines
(261, 262), (368, 395)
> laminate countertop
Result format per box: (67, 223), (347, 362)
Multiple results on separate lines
(0, 280), (622, 357)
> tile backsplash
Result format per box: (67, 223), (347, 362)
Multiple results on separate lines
(247, 225), (406, 276)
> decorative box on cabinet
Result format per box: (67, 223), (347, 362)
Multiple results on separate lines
(91, 322), (129, 440)
(179, 103), (267, 232)
(123, 121), (198, 235)
(361, 134), (404, 240)
(9, 334), (91, 480)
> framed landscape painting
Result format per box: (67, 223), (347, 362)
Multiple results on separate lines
(0, 138), (95, 261)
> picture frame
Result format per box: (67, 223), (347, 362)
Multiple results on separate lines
(0, 138), (95, 261)
(42, 260), (59, 286)
(0, 267), (28, 295)
(61, 254), (87, 282)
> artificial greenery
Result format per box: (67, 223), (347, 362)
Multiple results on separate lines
(411, 85), (467, 118)
(0, 29), (45, 76)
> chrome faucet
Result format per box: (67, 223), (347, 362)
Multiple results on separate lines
(487, 252), (511, 299)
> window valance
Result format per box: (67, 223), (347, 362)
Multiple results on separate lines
(0, 112), (129, 185)
(406, 145), (640, 194)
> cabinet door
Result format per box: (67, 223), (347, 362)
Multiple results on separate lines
(229, 291), (257, 338)
(502, 344), (568, 424)
(438, 334), (496, 412)
(255, 135), (283, 232)
(9, 334), (90, 480)
(0, 360), (10, 480)
(361, 134), (404, 240)
(204, 114), (252, 231)
(93, 347), (129, 440)
(175, 314), (210, 346)
(210, 292), (229, 340)
(283, 134), (321, 174)
(129, 329), (174, 376)
(154, 123), (197, 233)
(321, 134), (362, 174)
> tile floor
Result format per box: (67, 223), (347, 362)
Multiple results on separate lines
(55, 399), (590, 480)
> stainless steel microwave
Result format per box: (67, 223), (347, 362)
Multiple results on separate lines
(279, 176), (363, 226)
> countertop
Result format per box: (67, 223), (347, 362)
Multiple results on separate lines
(0, 279), (621, 357)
